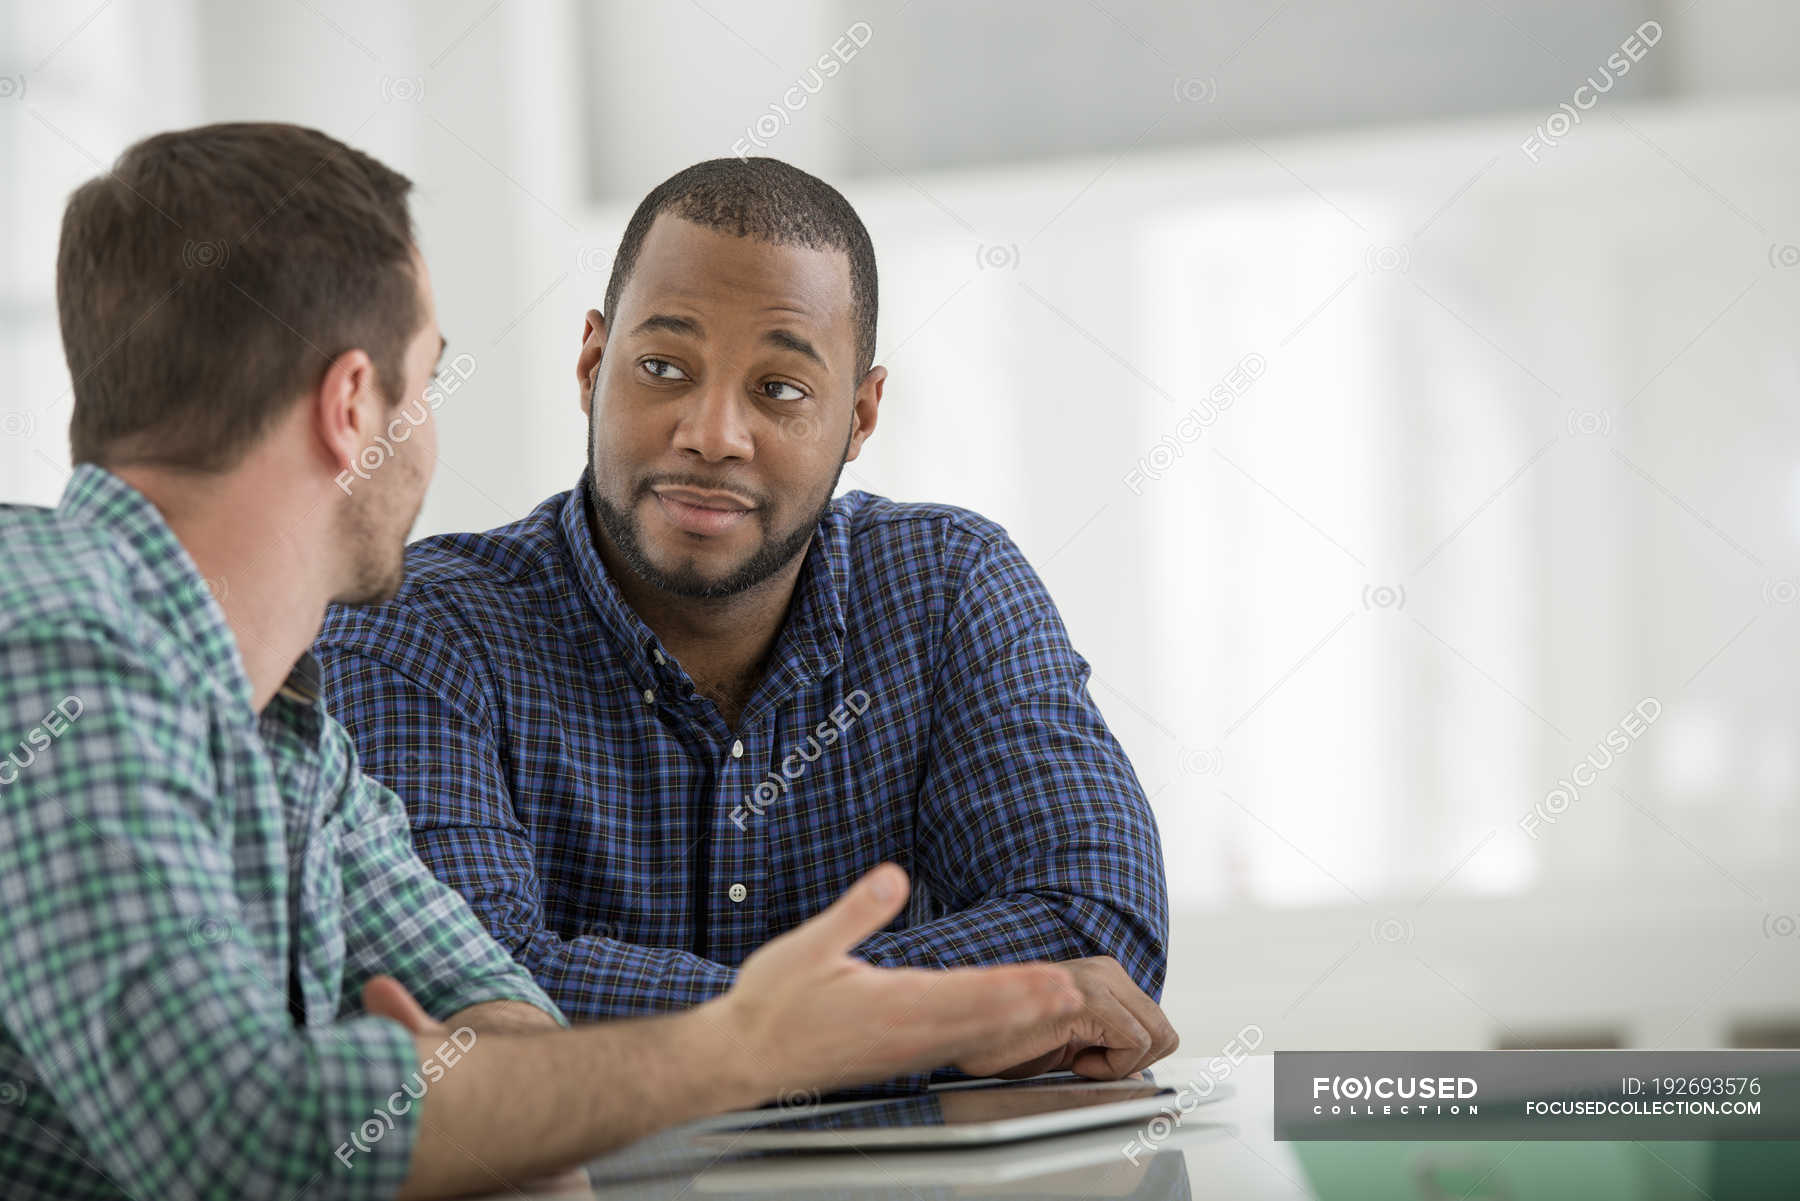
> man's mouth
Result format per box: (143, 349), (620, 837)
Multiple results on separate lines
(650, 485), (757, 537)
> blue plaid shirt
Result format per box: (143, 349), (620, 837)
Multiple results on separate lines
(316, 472), (1167, 1021)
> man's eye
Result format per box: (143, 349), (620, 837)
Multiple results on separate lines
(641, 358), (690, 381)
(762, 381), (806, 401)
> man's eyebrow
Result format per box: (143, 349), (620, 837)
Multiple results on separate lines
(764, 328), (826, 369)
(629, 313), (704, 339)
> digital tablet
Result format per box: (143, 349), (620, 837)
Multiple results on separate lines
(698, 1076), (1228, 1151)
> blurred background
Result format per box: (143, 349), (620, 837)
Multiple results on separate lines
(4, 0), (1799, 1058)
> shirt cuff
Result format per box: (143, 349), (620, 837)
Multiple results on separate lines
(435, 969), (569, 1028)
(308, 1014), (433, 1201)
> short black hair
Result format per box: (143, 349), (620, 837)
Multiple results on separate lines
(603, 158), (878, 379)
(60, 122), (420, 471)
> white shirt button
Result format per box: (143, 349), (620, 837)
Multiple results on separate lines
(653, 649), (666, 665)
(730, 739), (744, 758)
(642, 688), (655, 705)
(727, 882), (748, 903)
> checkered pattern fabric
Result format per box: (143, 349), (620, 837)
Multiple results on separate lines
(0, 465), (561, 1201)
(317, 472), (1168, 1025)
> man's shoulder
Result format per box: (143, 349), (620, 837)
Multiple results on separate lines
(0, 500), (170, 660)
(325, 490), (566, 630)
(828, 490), (1015, 569)
(826, 493), (1060, 651)
(316, 489), (570, 693)
(402, 486), (573, 599)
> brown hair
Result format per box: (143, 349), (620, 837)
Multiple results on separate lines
(58, 122), (421, 470)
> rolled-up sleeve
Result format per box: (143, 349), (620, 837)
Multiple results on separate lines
(0, 622), (424, 1201)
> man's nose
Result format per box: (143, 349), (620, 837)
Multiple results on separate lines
(672, 381), (754, 462)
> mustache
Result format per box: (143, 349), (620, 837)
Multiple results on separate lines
(636, 472), (767, 509)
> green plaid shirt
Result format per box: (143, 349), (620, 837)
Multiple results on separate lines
(0, 465), (563, 1201)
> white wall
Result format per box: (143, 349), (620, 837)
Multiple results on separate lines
(778, 97), (1800, 1049)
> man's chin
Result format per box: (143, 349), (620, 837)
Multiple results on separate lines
(639, 554), (759, 600)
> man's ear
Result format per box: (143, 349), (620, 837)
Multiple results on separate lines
(313, 348), (379, 477)
(577, 308), (608, 416)
(844, 364), (886, 463)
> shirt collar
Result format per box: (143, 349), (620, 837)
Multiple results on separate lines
(557, 470), (848, 703)
(59, 464), (327, 735)
(267, 651), (328, 745)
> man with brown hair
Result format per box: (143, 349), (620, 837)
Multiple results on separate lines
(0, 122), (1083, 1201)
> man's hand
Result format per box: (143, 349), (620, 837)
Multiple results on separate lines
(383, 865), (1088, 1199)
(363, 975), (448, 1037)
(707, 863), (1085, 1096)
(949, 956), (1178, 1080)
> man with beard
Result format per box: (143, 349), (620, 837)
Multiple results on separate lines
(0, 124), (1087, 1201)
(318, 157), (1177, 1081)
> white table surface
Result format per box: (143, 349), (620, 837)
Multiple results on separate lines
(475, 1055), (1306, 1200)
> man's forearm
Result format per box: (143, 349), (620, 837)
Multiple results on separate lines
(398, 999), (761, 1200)
(446, 997), (563, 1034)
(391, 863), (1090, 1198)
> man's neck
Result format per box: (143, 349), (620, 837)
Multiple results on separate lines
(592, 519), (805, 726)
(114, 461), (331, 713)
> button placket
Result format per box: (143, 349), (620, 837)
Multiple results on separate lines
(717, 729), (767, 960)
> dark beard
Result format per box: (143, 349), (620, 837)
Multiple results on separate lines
(587, 462), (844, 599)
(583, 381), (852, 598)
